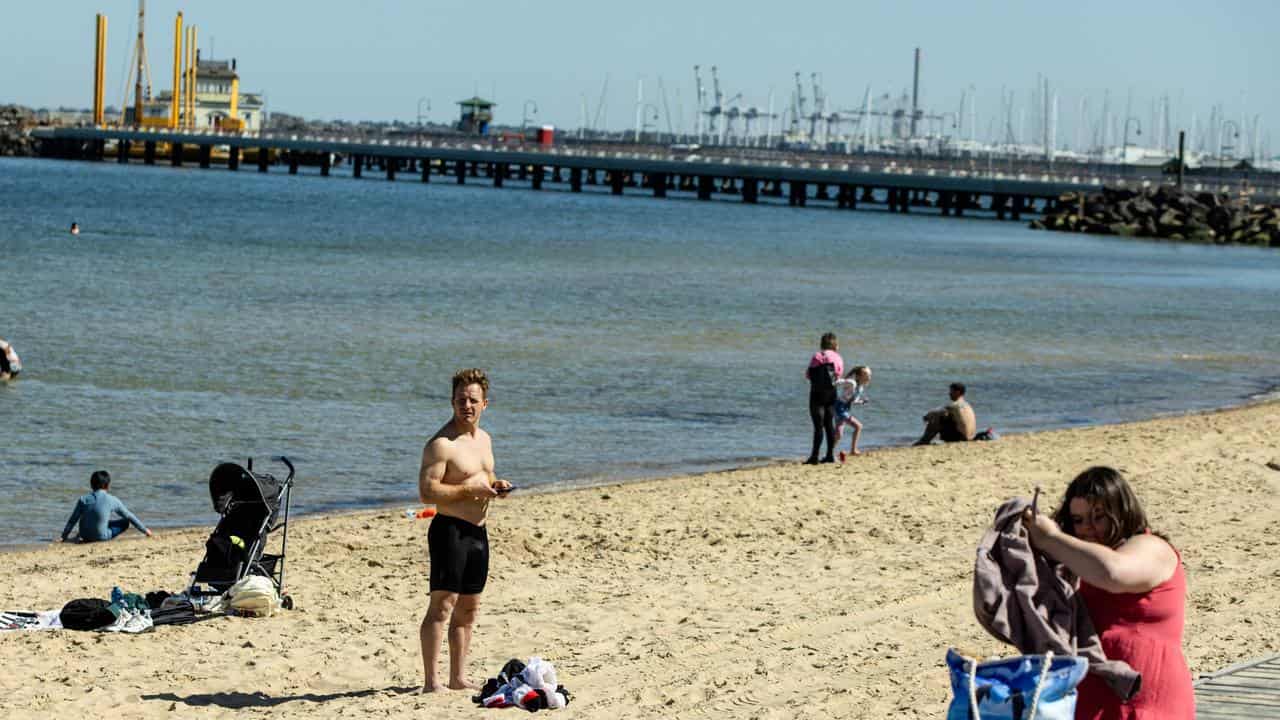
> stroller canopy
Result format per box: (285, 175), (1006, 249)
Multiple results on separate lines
(209, 462), (285, 516)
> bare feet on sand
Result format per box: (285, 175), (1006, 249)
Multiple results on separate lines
(449, 679), (479, 690)
(422, 679), (478, 693)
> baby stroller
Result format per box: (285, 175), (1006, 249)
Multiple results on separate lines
(188, 456), (296, 610)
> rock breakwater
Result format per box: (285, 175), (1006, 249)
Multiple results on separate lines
(1, 105), (37, 157)
(1031, 186), (1280, 247)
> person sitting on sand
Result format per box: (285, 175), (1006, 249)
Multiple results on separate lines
(914, 382), (976, 445)
(1022, 466), (1195, 718)
(0, 338), (20, 381)
(834, 365), (871, 462)
(60, 470), (152, 542)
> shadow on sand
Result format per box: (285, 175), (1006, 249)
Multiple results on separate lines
(142, 685), (420, 709)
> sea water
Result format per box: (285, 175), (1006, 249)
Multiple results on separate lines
(2, 156), (1278, 544)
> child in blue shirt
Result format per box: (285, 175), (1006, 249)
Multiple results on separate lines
(61, 470), (152, 542)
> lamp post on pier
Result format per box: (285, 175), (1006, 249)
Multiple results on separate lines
(1122, 116), (1142, 176)
(417, 97), (432, 141)
(640, 103), (660, 143)
(521, 100), (538, 139)
(1219, 120), (1240, 178)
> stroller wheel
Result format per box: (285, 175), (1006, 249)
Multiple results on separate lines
(281, 594), (294, 610)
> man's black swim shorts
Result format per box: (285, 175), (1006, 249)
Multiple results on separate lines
(427, 514), (489, 595)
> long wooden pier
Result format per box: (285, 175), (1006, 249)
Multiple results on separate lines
(32, 126), (1276, 218)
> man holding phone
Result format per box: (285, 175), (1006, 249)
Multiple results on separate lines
(416, 367), (513, 693)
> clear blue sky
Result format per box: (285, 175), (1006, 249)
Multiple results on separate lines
(3, 1), (1276, 154)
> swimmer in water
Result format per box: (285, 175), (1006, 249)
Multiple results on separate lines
(0, 338), (21, 381)
(70, 222), (80, 235)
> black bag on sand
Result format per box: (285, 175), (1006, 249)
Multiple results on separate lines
(59, 598), (116, 631)
(151, 600), (197, 626)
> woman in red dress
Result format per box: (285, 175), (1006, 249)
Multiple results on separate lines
(1023, 466), (1195, 719)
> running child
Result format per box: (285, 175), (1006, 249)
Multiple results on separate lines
(834, 366), (871, 462)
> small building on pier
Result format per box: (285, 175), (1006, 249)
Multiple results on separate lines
(456, 97), (495, 135)
(153, 57), (265, 132)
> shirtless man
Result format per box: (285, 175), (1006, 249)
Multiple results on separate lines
(914, 382), (977, 445)
(417, 368), (512, 693)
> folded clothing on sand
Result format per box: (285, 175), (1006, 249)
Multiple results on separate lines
(0, 610), (62, 632)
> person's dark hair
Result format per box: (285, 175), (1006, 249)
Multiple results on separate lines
(950, 382), (966, 396)
(1052, 466), (1152, 548)
(90, 470), (111, 491)
(820, 332), (838, 351)
(451, 368), (489, 400)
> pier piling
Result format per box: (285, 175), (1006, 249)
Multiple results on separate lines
(228, 146), (240, 171)
(697, 176), (714, 201)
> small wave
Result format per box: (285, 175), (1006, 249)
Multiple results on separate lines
(1173, 353), (1257, 363)
(1247, 385), (1280, 403)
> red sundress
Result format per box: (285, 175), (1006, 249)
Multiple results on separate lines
(1075, 544), (1195, 719)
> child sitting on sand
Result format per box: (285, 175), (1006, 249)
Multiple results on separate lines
(833, 366), (871, 461)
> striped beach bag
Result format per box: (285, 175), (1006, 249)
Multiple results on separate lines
(946, 649), (1088, 720)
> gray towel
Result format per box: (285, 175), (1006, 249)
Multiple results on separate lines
(974, 496), (1141, 700)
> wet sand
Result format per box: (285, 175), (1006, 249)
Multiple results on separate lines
(2, 400), (1278, 719)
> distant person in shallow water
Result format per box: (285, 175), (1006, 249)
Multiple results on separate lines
(60, 470), (152, 542)
(0, 337), (20, 381)
(804, 332), (844, 464)
(915, 382), (977, 445)
(70, 222), (80, 235)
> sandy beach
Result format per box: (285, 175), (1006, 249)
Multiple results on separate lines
(2, 400), (1278, 719)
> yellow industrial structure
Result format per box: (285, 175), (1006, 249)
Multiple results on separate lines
(93, 14), (106, 125)
(94, 2), (262, 132)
